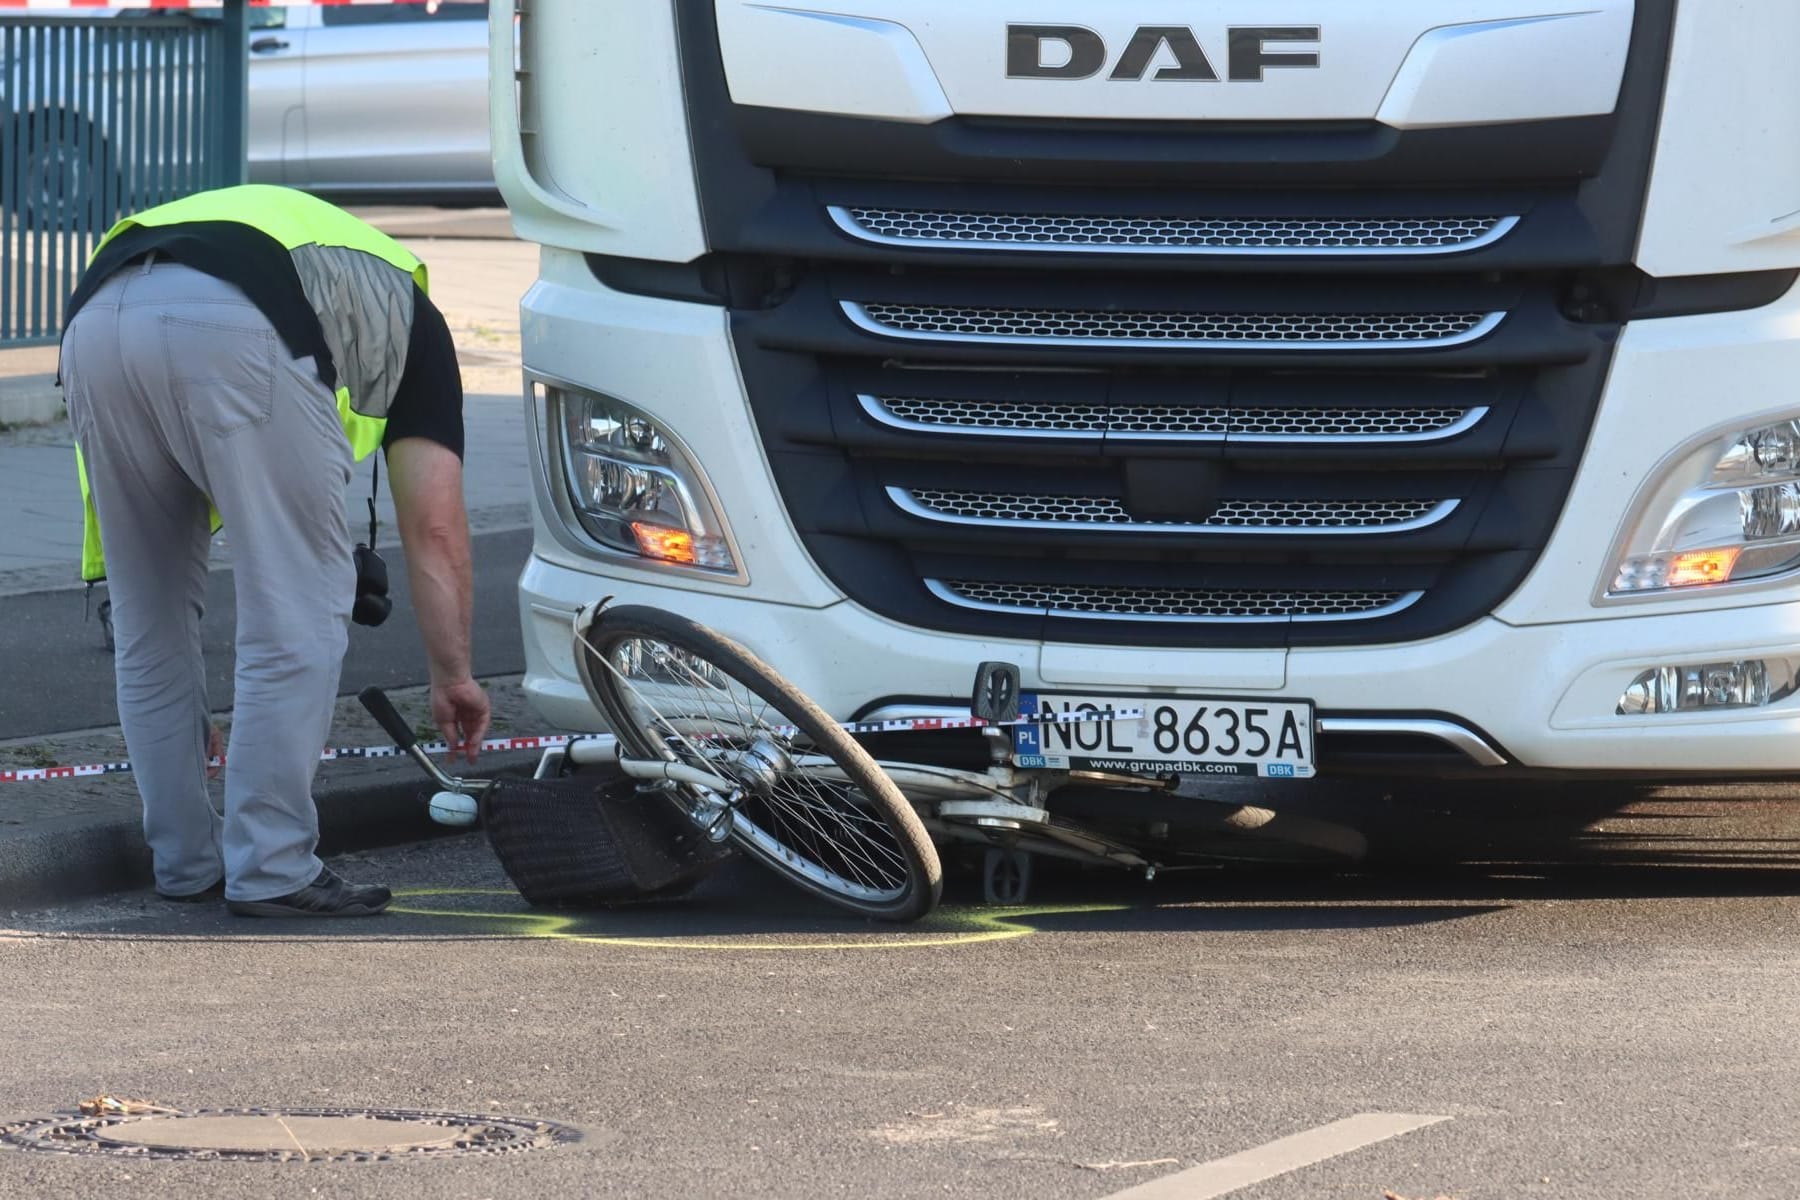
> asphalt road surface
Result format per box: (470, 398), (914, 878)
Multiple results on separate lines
(6, 789), (1800, 1199)
(0, 527), (530, 740)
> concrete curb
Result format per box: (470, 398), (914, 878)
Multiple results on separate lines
(0, 758), (539, 911)
(0, 377), (63, 429)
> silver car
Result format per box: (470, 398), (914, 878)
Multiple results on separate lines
(246, 1), (493, 198)
(4, 1), (493, 217)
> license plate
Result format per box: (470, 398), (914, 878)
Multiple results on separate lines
(1012, 693), (1316, 779)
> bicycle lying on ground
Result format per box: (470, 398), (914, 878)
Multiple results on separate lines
(372, 602), (1366, 924)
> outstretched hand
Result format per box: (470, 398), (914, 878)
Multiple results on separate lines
(432, 678), (492, 765)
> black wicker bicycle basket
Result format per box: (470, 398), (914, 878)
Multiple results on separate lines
(480, 774), (730, 906)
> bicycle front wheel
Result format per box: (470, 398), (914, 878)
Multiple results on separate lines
(576, 604), (942, 921)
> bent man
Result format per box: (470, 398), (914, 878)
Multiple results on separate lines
(60, 184), (492, 917)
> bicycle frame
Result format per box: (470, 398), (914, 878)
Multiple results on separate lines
(560, 729), (1060, 805)
(556, 734), (745, 795)
(555, 728), (1161, 871)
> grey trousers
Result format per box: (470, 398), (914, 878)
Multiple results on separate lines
(63, 259), (354, 902)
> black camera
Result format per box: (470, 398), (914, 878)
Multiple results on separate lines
(352, 542), (392, 627)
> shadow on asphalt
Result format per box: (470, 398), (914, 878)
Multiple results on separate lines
(10, 778), (1800, 944)
(1198, 776), (1800, 889)
(15, 849), (1800, 948)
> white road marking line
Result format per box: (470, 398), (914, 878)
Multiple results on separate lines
(1099, 1112), (1452, 1200)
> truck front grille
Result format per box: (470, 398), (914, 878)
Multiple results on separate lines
(847, 302), (1502, 349)
(831, 206), (1520, 256)
(728, 255), (1612, 648)
(929, 580), (1421, 623)
(646, 0), (1688, 652)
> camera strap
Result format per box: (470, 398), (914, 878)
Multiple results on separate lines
(367, 453), (381, 550)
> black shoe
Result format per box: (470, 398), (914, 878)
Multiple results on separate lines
(226, 867), (392, 918)
(157, 879), (225, 903)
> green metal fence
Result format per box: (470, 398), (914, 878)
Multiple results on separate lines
(0, 9), (245, 345)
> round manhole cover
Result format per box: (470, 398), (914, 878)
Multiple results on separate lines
(0, 1107), (578, 1162)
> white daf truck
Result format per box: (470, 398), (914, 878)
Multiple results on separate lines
(492, 0), (1800, 790)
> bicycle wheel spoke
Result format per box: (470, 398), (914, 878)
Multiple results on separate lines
(590, 639), (719, 767)
(762, 795), (835, 877)
(661, 654), (784, 765)
(766, 774), (909, 886)
(656, 643), (762, 734)
(783, 772), (906, 847)
(756, 791), (883, 890)
(745, 773), (882, 887)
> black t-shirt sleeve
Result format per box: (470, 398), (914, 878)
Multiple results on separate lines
(382, 287), (464, 459)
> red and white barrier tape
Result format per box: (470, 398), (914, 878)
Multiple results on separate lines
(0, 2), (440, 10)
(0, 706), (1144, 784)
(0, 733), (582, 785)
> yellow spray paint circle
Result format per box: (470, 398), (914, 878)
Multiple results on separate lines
(390, 889), (1128, 952)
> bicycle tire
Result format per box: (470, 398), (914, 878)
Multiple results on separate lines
(576, 604), (942, 921)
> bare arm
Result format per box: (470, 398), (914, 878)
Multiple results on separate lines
(386, 436), (491, 762)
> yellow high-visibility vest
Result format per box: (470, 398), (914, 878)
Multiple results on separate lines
(75, 185), (432, 582)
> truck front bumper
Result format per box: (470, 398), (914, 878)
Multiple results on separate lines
(521, 553), (1800, 774)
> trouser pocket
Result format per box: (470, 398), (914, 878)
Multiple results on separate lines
(163, 315), (278, 438)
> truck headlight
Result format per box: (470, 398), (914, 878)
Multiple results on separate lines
(1607, 416), (1800, 596)
(552, 387), (736, 572)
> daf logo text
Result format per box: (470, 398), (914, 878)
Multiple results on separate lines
(1007, 24), (1322, 82)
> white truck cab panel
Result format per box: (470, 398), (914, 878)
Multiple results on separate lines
(502, 0), (1800, 779)
(715, 1), (1634, 128)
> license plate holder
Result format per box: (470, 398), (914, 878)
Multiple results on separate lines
(1012, 693), (1316, 779)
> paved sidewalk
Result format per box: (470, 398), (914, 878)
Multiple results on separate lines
(0, 227), (539, 597)
(0, 344), (60, 428)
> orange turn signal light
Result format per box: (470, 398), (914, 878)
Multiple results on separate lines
(1666, 547), (1741, 588)
(630, 522), (699, 565)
